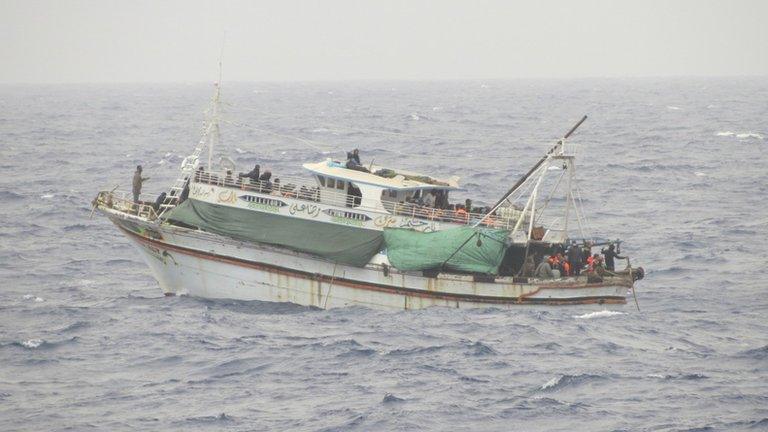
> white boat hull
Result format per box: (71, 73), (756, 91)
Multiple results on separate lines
(104, 208), (631, 310)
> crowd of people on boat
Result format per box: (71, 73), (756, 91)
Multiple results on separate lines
(529, 241), (625, 280)
(185, 151), (501, 225)
(395, 193), (499, 224)
(190, 165), (324, 202)
(147, 148), (503, 227)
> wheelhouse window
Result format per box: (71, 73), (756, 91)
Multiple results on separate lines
(327, 177), (335, 189)
(317, 175), (326, 187)
(336, 180), (345, 190)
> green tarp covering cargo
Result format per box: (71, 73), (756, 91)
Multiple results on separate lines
(383, 227), (510, 275)
(166, 199), (384, 267)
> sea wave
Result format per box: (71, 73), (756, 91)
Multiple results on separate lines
(574, 310), (626, 319)
(539, 373), (606, 391)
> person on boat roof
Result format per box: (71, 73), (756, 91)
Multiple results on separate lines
(132, 165), (149, 203)
(347, 149), (361, 165)
(346, 148), (370, 173)
(238, 164), (260, 184)
(601, 243), (625, 271)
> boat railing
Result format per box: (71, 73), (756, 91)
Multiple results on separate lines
(94, 190), (159, 221)
(192, 171), (521, 229)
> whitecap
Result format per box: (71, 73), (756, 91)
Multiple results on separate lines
(736, 132), (764, 140)
(40, 194), (54, 199)
(158, 160), (166, 165)
(21, 339), (43, 349)
(480, 83), (489, 89)
(164, 152), (172, 158)
(715, 131), (763, 140)
(694, 172), (706, 177)
(574, 310), (626, 319)
(410, 113), (421, 121)
(666, 106), (681, 110)
(432, 106), (443, 111)
(235, 148), (246, 154)
(541, 376), (561, 390)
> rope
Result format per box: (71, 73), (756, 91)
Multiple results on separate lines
(533, 169), (566, 225)
(572, 181), (593, 240)
(439, 231), (480, 273)
(223, 101), (516, 144)
(323, 263), (337, 309)
(320, 122), (476, 142)
(222, 119), (338, 154)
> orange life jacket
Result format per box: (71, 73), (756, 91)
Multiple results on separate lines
(455, 208), (469, 223)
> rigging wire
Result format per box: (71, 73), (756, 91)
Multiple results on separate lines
(222, 119), (340, 155)
(223, 101), (513, 144)
(533, 168), (567, 225)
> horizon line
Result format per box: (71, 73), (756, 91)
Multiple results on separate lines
(1, 73), (767, 86)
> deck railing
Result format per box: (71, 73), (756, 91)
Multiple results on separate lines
(94, 190), (159, 221)
(193, 170), (523, 229)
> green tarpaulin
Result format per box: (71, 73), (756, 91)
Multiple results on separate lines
(383, 227), (510, 275)
(166, 199), (384, 267)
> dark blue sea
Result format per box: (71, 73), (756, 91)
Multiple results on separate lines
(1, 79), (766, 431)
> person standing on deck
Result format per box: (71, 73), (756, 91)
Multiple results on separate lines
(238, 164), (260, 184)
(601, 243), (625, 271)
(567, 241), (584, 276)
(132, 165), (149, 203)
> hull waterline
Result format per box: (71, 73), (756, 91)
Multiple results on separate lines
(107, 210), (630, 310)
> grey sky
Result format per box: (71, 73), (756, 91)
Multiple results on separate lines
(2, 0), (767, 83)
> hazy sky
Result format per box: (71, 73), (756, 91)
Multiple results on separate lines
(2, 0), (767, 83)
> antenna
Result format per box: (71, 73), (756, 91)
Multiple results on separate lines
(208, 33), (226, 171)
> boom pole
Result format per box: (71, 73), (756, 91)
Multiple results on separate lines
(489, 115), (587, 211)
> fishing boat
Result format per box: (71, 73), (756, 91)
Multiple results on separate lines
(92, 83), (643, 310)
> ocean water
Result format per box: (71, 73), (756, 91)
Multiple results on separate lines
(1, 78), (767, 431)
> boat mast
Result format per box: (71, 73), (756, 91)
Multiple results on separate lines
(563, 154), (573, 235)
(493, 116), (586, 209)
(474, 115), (587, 228)
(208, 71), (221, 170)
(155, 64), (223, 218)
(208, 36), (224, 170)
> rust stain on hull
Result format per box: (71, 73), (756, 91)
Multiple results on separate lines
(121, 226), (628, 306)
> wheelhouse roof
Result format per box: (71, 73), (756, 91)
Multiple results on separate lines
(303, 159), (461, 191)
